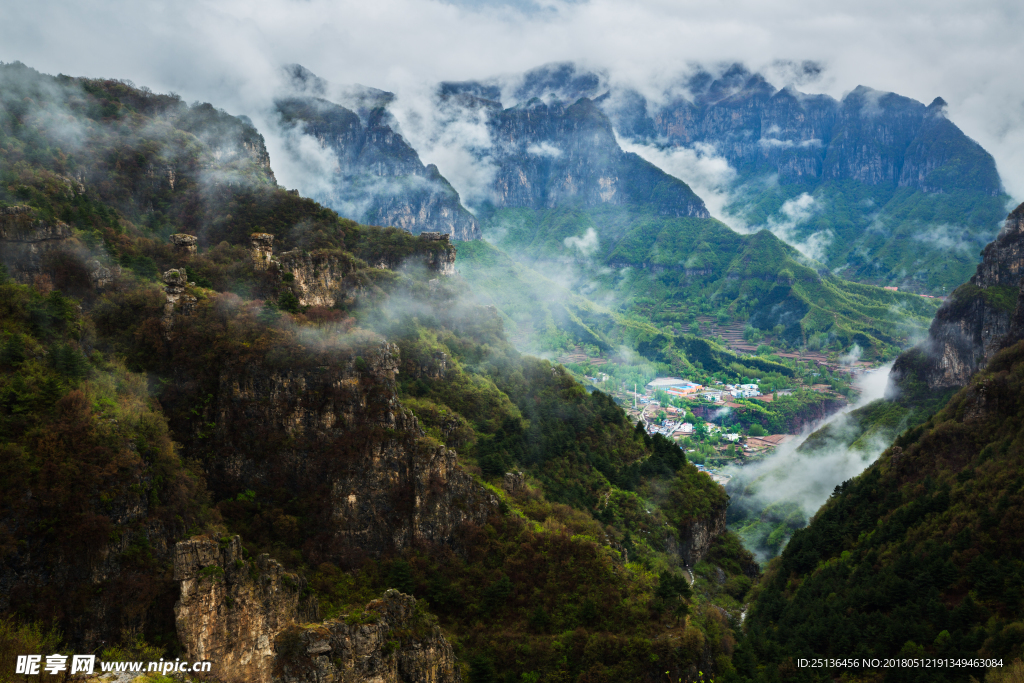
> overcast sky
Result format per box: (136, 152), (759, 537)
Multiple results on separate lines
(4, 0), (1024, 202)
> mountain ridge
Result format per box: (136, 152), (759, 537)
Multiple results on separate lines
(435, 62), (1009, 293)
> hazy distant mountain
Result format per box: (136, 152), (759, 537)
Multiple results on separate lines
(602, 64), (1010, 292)
(438, 90), (709, 217)
(442, 62), (1008, 292)
(436, 64), (938, 358)
(277, 65), (480, 240)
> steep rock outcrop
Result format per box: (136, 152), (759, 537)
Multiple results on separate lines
(892, 202), (1024, 390)
(171, 233), (198, 256)
(0, 206), (118, 289)
(274, 591), (460, 683)
(0, 206), (74, 283)
(278, 249), (359, 307)
(677, 504), (727, 567)
(247, 232), (455, 308)
(418, 233), (456, 276)
(161, 268), (197, 336)
(275, 93), (480, 240)
(174, 536), (308, 683)
(175, 341), (496, 560)
(482, 97), (708, 217)
(173, 537), (460, 683)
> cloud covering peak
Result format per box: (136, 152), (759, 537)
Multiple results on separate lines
(3, 0), (1023, 200)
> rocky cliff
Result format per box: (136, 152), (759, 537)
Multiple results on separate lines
(245, 230), (456, 307)
(174, 536), (460, 683)
(273, 590), (460, 683)
(174, 536), (309, 683)
(487, 97), (708, 216)
(275, 79), (480, 240)
(434, 83), (709, 218)
(277, 249), (359, 307)
(604, 64), (1007, 290)
(891, 202), (1024, 390)
(441, 62), (1004, 290)
(0, 206), (116, 290)
(172, 339), (496, 562)
(677, 504), (728, 567)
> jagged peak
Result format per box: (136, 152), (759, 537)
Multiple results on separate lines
(841, 84), (924, 113)
(511, 61), (606, 105)
(282, 63), (328, 96)
(280, 63), (394, 123)
(927, 96), (949, 117)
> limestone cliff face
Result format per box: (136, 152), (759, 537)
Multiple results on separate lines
(609, 66), (1002, 197)
(417, 233), (456, 276)
(274, 591), (461, 683)
(174, 536), (309, 683)
(175, 341), (496, 561)
(0, 206), (73, 283)
(677, 503), (727, 567)
(892, 203), (1024, 390)
(275, 91), (480, 240)
(481, 97), (708, 217)
(161, 268), (197, 336)
(0, 206), (118, 289)
(277, 249), (358, 307)
(174, 536), (460, 683)
(269, 234), (454, 307)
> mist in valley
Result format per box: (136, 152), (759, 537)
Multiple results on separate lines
(724, 362), (897, 562)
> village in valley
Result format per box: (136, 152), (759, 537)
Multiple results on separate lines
(557, 324), (878, 488)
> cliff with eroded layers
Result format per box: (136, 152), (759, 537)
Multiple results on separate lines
(173, 536), (460, 683)
(891, 202), (1024, 391)
(171, 339), (497, 561)
(276, 66), (480, 241)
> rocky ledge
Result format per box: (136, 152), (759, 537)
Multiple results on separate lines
(893, 202), (1024, 390)
(174, 536), (461, 683)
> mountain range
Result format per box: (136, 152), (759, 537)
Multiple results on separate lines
(3, 57), (1024, 683)
(281, 62), (1009, 296)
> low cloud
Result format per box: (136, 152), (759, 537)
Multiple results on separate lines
(526, 141), (563, 158)
(2, 0), (1023, 207)
(757, 137), (822, 149)
(725, 362), (897, 560)
(912, 222), (990, 256)
(617, 136), (742, 228)
(762, 192), (832, 263)
(838, 343), (862, 365)
(563, 226), (599, 256)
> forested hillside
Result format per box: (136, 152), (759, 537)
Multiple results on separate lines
(0, 61), (757, 682)
(738, 339), (1024, 682)
(729, 200), (1024, 682)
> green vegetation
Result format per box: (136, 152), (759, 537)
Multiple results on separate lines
(725, 178), (1009, 294)
(464, 205), (937, 364)
(735, 340), (1024, 682)
(0, 617), (64, 682)
(0, 62), (760, 680)
(0, 274), (211, 645)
